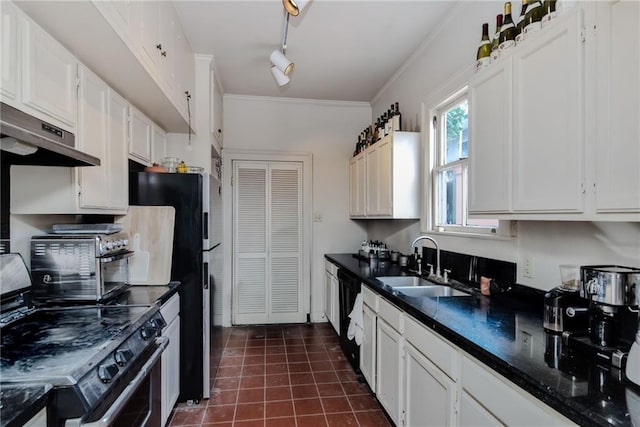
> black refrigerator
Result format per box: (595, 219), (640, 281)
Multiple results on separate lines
(129, 171), (222, 403)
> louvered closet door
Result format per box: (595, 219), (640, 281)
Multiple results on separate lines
(233, 161), (304, 324)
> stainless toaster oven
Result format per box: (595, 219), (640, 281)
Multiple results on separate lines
(30, 232), (132, 303)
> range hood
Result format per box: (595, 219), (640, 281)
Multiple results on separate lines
(0, 103), (100, 167)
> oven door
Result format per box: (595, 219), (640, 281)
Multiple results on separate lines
(74, 337), (168, 427)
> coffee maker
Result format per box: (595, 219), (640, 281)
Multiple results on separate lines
(545, 265), (640, 381)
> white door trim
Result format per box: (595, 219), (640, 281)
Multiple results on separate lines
(222, 149), (313, 326)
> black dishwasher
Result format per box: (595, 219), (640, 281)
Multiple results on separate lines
(338, 268), (361, 372)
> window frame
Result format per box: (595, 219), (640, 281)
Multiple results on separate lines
(424, 83), (513, 239)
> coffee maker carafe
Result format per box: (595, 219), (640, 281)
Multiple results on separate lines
(543, 265), (589, 334)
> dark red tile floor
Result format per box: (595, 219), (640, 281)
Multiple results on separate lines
(169, 323), (391, 427)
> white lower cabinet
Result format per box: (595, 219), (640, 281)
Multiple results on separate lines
(458, 391), (503, 427)
(460, 356), (575, 427)
(324, 260), (339, 335)
(403, 341), (456, 427)
(161, 294), (180, 427)
(360, 302), (376, 391)
(376, 317), (402, 425)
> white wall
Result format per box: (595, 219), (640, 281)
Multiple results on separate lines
(222, 95), (370, 325)
(367, 1), (640, 291)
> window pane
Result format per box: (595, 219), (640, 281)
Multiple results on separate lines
(436, 164), (464, 226)
(443, 99), (468, 164)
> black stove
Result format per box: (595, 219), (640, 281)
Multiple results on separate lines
(0, 253), (166, 424)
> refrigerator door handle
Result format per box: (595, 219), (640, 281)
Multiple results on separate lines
(203, 212), (209, 240)
(203, 261), (209, 289)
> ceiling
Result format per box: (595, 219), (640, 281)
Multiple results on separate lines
(174, 1), (457, 103)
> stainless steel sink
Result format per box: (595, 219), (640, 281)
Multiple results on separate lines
(394, 285), (469, 298)
(375, 276), (431, 288)
(375, 276), (470, 298)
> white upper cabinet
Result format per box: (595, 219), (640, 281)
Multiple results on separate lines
(77, 65), (109, 208)
(468, 6), (638, 221)
(468, 60), (512, 214)
(107, 89), (130, 211)
(512, 9), (585, 213)
(595, 0), (640, 213)
(211, 69), (223, 146)
(351, 131), (421, 219)
(151, 123), (167, 166)
(14, 0), (195, 132)
(129, 106), (152, 165)
(3, 10), (79, 133)
(1, 1), (19, 103)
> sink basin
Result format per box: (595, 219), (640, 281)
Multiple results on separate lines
(394, 285), (469, 298)
(376, 276), (431, 288)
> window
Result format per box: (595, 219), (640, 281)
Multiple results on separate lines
(431, 89), (501, 235)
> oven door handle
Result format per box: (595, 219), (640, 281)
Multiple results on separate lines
(80, 337), (169, 427)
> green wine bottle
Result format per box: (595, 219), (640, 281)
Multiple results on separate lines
(498, 2), (516, 54)
(476, 23), (492, 71)
(541, 0), (557, 27)
(515, 0), (529, 44)
(524, 0), (543, 34)
(491, 14), (503, 61)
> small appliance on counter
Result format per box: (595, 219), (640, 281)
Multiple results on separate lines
(30, 230), (132, 303)
(547, 264), (640, 385)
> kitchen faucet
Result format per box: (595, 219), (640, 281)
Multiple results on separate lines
(410, 235), (442, 281)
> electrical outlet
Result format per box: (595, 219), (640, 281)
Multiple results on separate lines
(523, 256), (534, 278)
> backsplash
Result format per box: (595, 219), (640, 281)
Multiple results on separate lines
(422, 247), (517, 292)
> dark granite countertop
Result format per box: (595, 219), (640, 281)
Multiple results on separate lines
(326, 253), (640, 427)
(0, 383), (51, 427)
(116, 281), (181, 306)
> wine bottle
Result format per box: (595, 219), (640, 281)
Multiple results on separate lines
(515, 0), (528, 44)
(476, 23), (492, 72)
(541, 0), (557, 27)
(393, 102), (401, 131)
(524, 0), (542, 34)
(498, 2), (516, 55)
(491, 14), (503, 62)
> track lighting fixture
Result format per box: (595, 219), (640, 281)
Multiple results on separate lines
(282, 0), (309, 16)
(271, 66), (290, 87)
(270, 49), (294, 76)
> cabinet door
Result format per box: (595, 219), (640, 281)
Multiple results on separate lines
(376, 318), (402, 424)
(211, 70), (223, 144)
(107, 90), (129, 210)
(403, 342), (457, 427)
(140, 0), (161, 72)
(360, 303), (376, 391)
(151, 123), (167, 165)
(595, 0), (640, 213)
(377, 138), (393, 216)
(77, 66), (108, 209)
(1, 1), (19, 103)
(468, 60), (512, 214)
(324, 270), (332, 324)
(20, 14), (78, 130)
(458, 391), (504, 427)
(512, 9), (585, 212)
(158, 1), (175, 90)
(162, 315), (180, 426)
(349, 153), (366, 217)
(330, 274), (340, 335)
(366, 145), (380, 215)
(129, 106), (152, 164)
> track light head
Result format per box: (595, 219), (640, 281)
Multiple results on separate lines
(270, 50), (294, 76)
(271, 66), (290, 87)
(282, 0), (309, 16)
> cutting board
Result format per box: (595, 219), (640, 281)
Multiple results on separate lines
(117, 206), (175, 285)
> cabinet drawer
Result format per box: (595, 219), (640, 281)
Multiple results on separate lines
(324, 260), (338, 276)
(461, 355), (576, 426)
(377, 296), (402, 332)
(404, 315), (458, 380)
(160, 293), (180, 323)
(361, 285), (378, 311)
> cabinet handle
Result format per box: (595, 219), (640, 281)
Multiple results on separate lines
(156, 43), (162, 51)
(161, 51), (167, 58)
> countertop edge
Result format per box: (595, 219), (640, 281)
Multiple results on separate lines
(1, 383), (52, 427)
